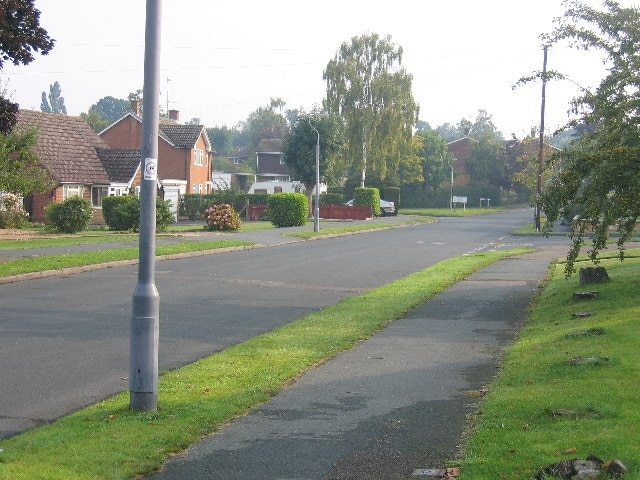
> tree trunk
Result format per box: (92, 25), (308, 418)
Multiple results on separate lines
(305, 182), (315, 218)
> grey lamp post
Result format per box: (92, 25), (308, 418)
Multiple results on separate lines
(310, 124), (320, 232)
(130, 0), (161, 411)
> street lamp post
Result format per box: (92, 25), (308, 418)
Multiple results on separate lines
(310, 124), (320, 232)
(130, 0), (161, 411)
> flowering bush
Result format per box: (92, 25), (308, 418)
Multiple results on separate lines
(203, 203), (241, 232)
(0, 193), (29, 228)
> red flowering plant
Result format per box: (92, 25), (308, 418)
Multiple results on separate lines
(203, 203), (242, 232)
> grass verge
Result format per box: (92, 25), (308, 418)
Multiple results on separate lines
(402, 207), (504, 217)
(285, 222), (400, 239)
(0, 240), (253, 278)
(457, 250), (640, 479)
(0, 248), (529, 480)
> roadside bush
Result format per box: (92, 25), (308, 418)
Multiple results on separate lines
(320, 192), (344, 205)
(180, 192), (242, 220)
(0, 193), (29, 228)
(45, 196), (93, 233)
(267, 193), (308, 228)
(102, 195), (139, 231)
(203, 203), (242, 232)
(102, 195), (174, 232)
(382, 187), (400, 210)
(354, 187), (381, 216)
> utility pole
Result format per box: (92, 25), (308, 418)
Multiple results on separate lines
(130, 0), (161, 411)
(535, 46), (548, 232)
(309, 124), (320, 232)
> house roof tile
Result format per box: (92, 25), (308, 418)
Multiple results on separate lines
(96, 148), (141, 183)
(257, 138), (283, 153)
(159, 124), (205, 148)
(16, 110), (111, 184)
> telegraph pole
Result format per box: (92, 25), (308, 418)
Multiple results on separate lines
(535, 46), (548, 232)
(130, 0), (162, 411)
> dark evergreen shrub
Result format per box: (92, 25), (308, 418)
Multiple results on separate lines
(102, 195), (174, 231)
(45, 196), (93, 233)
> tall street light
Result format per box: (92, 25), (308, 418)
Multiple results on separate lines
(310, 124), (320, 232)
(130, 0), (161, 411)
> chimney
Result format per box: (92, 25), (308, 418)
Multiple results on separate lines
(169, 109), (180, 122)
(131, 99), (141, 117)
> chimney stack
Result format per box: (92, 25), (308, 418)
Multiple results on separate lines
(131, 99), (141, 117)
(169, 109), (180, 122)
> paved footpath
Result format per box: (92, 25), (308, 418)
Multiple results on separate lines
(144, 244), (568, 480)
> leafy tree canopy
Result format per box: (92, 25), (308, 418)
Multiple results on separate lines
(282, 109), (345, 206)
(40, 81), (66, 114)
(82, 96), (130, 131)
(540, 0), (640, 275)
(324, 33), (419, 187)
(0, 126), (54, 195)
(0, 0), (54, 69)
(414, 129), (453, 191)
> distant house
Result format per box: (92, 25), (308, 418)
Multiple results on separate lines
(15, 110), (135, 224)
(446, 136), (476, 187)
(99, 101), (214, 202)
(255, 139), (289, 182)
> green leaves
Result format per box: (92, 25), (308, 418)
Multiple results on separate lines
(541, 1), (640, 276)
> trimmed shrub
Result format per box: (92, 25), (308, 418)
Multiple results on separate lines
(102, 195), (139, 231)
(45, 196), (93, 233)
(180, 192), (243, 220)
(354, 187), (381, 216)
(102, 195), (174, 232)
(203, 203), (242, 232)
(155, 197), (175, 232)
(320, 192), (344, 205)
(267, 192), (308, 228)
(382, 187), (400, 211)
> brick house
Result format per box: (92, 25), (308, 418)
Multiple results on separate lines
(99, 102), (213, 199)
(15, 110), (137, 224)
(255, 139), (289, 182)
(446, 136), (476, 187)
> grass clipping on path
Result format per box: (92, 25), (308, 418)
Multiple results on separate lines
(0, 249), (528, 480)
(458, 253), (640, 479)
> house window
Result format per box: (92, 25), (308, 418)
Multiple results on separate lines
(279, 155), (285, 165)
(194, 149), (204, 166)
(274, 186), (283, 193)
(92, 186), (108, 207)
(63, 184), (83, 200)
(233, 158), (240, 165)
(193, 184), (203, 194)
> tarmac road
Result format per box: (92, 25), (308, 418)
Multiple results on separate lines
(0, 209), (571, 478)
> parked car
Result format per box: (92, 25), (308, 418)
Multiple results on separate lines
(345, 199), (396, 216)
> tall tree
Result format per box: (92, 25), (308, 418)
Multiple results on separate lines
(0, 0), (54, 69)
(324, 33), (419, 187)
(0, 0), (54, 134)
(239, 99), (289, 158)
(282, 109), (345, 212)
(540, 0), (640, 275)
(466, 134), (507, 187)
(40, 81), (66, 114)
(85, 96), (130, 127)
(0, 126), (54, 195)
(415, 129), (453, 191)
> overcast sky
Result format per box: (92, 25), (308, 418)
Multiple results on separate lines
(4, 0), (634, 138)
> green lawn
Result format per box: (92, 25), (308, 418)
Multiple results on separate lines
(457, 251), (640, 479)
